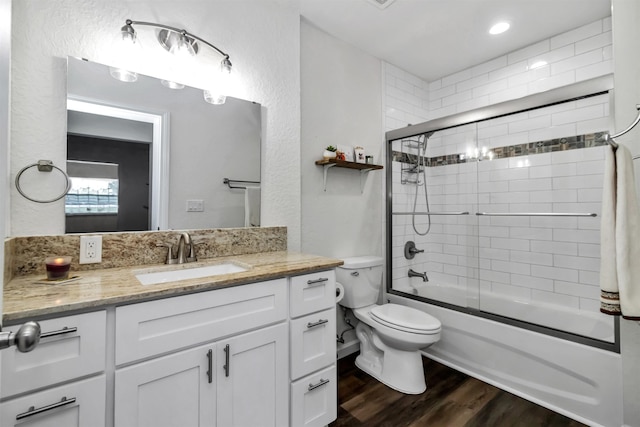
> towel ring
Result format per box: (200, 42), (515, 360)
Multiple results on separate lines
(15, 160), (72, 203)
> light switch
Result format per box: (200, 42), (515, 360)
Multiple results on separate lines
(186, 199), (204, 212)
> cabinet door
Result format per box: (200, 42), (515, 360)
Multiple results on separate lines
(290, 308), (336, 380)
(0, 375), (106, 427)
(114, 343), (216, 427)
(217, 323), (288, 427)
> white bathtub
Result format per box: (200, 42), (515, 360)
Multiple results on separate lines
(393, 281), (615, 343)
(388, 292), (623, 427)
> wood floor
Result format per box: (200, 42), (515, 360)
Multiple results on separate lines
(330, 352), (586, 427)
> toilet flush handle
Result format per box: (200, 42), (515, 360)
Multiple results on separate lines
(351, 271), (359, 277)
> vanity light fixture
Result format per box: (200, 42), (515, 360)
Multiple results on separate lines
(118, 19), (233, 103)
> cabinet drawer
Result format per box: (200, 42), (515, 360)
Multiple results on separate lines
(291, 364), (337, 427)
(1, 311), (107, 398)
(116, 278), (287, 365)
(290, 308), (336, 380)
(0, 374), (106, 427)
(290, 270), (336, 318)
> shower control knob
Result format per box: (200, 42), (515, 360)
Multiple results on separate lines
(404, 241), (424, 260)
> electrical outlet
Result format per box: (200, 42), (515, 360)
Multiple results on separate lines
(80, 235), (102, 264)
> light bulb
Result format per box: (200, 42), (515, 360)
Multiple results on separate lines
(203, 90), (226, 105)
(170, 33), (196, 60)
(109, 67), (137, 83)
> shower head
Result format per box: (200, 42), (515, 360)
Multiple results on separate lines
(423, 131), (435, 140)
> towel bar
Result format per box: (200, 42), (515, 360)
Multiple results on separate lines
(475, 212), (597, 217)
(392, 211), (469, 216)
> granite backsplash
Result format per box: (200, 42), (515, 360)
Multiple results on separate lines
(4, 227), (287, 281)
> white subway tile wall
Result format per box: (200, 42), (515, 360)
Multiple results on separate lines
(384, 17), (612, 131)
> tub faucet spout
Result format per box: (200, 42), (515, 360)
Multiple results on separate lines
(408, 269), (428, 282)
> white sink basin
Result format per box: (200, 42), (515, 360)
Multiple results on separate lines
(135, 262), (248, 285)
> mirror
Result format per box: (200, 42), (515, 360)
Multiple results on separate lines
(66, 57), (261, 233)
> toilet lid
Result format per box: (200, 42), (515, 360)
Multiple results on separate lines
(370, 304), (441, 334)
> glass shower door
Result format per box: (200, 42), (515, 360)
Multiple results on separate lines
(475, 94), (614, 343)
(389, 122), (480, 310)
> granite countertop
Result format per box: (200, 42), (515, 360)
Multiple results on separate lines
(3, 251), (343, 324)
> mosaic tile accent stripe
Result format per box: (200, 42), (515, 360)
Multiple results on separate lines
(392, 132), (608, 167)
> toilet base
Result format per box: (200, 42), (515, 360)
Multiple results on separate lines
(354, 322), (427, 394)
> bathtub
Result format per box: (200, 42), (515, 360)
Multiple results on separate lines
(387, 292), (623, 427)
(393, 281), (615, 343)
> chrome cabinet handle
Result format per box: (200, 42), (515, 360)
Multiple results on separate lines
(306, 277), (329, 286)
(223, 344), (230, 377)
(206, 349), (213, 384)
(307, 319), (329, 329)
(308, 378), (330, 392)
(16, 396), (76, 420)
(40, 326), (77, 339)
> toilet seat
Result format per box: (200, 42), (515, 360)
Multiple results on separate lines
(370, 304), (441, 334)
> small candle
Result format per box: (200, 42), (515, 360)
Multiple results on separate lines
(45, 256), (72, 280)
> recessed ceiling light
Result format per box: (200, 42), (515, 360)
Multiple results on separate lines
(489, 22), (510, 35)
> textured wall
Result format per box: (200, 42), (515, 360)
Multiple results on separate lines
(10, 0), (302, 249)
(300, 20), (383, 259)
(0, 0), (11, 313)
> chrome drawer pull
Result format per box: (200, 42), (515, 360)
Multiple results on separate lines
(40, 326), (77, 339)
(223, 344), (230, 377)
(308, 378), (330, 392)
(16, 396), (76, 420)
(206, 349), (213, 384)
(307, 319), (329, 329)
(306, 277), (329, 286)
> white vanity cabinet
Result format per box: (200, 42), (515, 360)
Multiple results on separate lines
(1, 266), (339, 427)
(114, 278), (289, 427)
(0, 311), (107, 426)
(289, 271), (338, 427)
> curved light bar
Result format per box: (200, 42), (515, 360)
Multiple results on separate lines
(119, 19), (233, 104)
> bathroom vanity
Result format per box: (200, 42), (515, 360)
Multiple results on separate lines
(0, 251), (341, 427)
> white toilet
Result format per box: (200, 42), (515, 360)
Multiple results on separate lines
(337, 256), (441, 394)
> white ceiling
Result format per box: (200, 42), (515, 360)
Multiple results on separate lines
(299, 0), (612, 82)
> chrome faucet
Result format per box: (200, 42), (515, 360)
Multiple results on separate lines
(408, 269), (428, 282)
(176, 232), (197, 264)
(157, 232), (198, 264)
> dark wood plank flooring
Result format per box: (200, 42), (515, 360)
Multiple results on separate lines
(330, 352), (586, 427)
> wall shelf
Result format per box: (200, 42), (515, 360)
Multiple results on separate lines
(315, 159), (383, 192)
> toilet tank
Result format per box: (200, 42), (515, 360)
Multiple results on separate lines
(336, 256), (384, 309)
